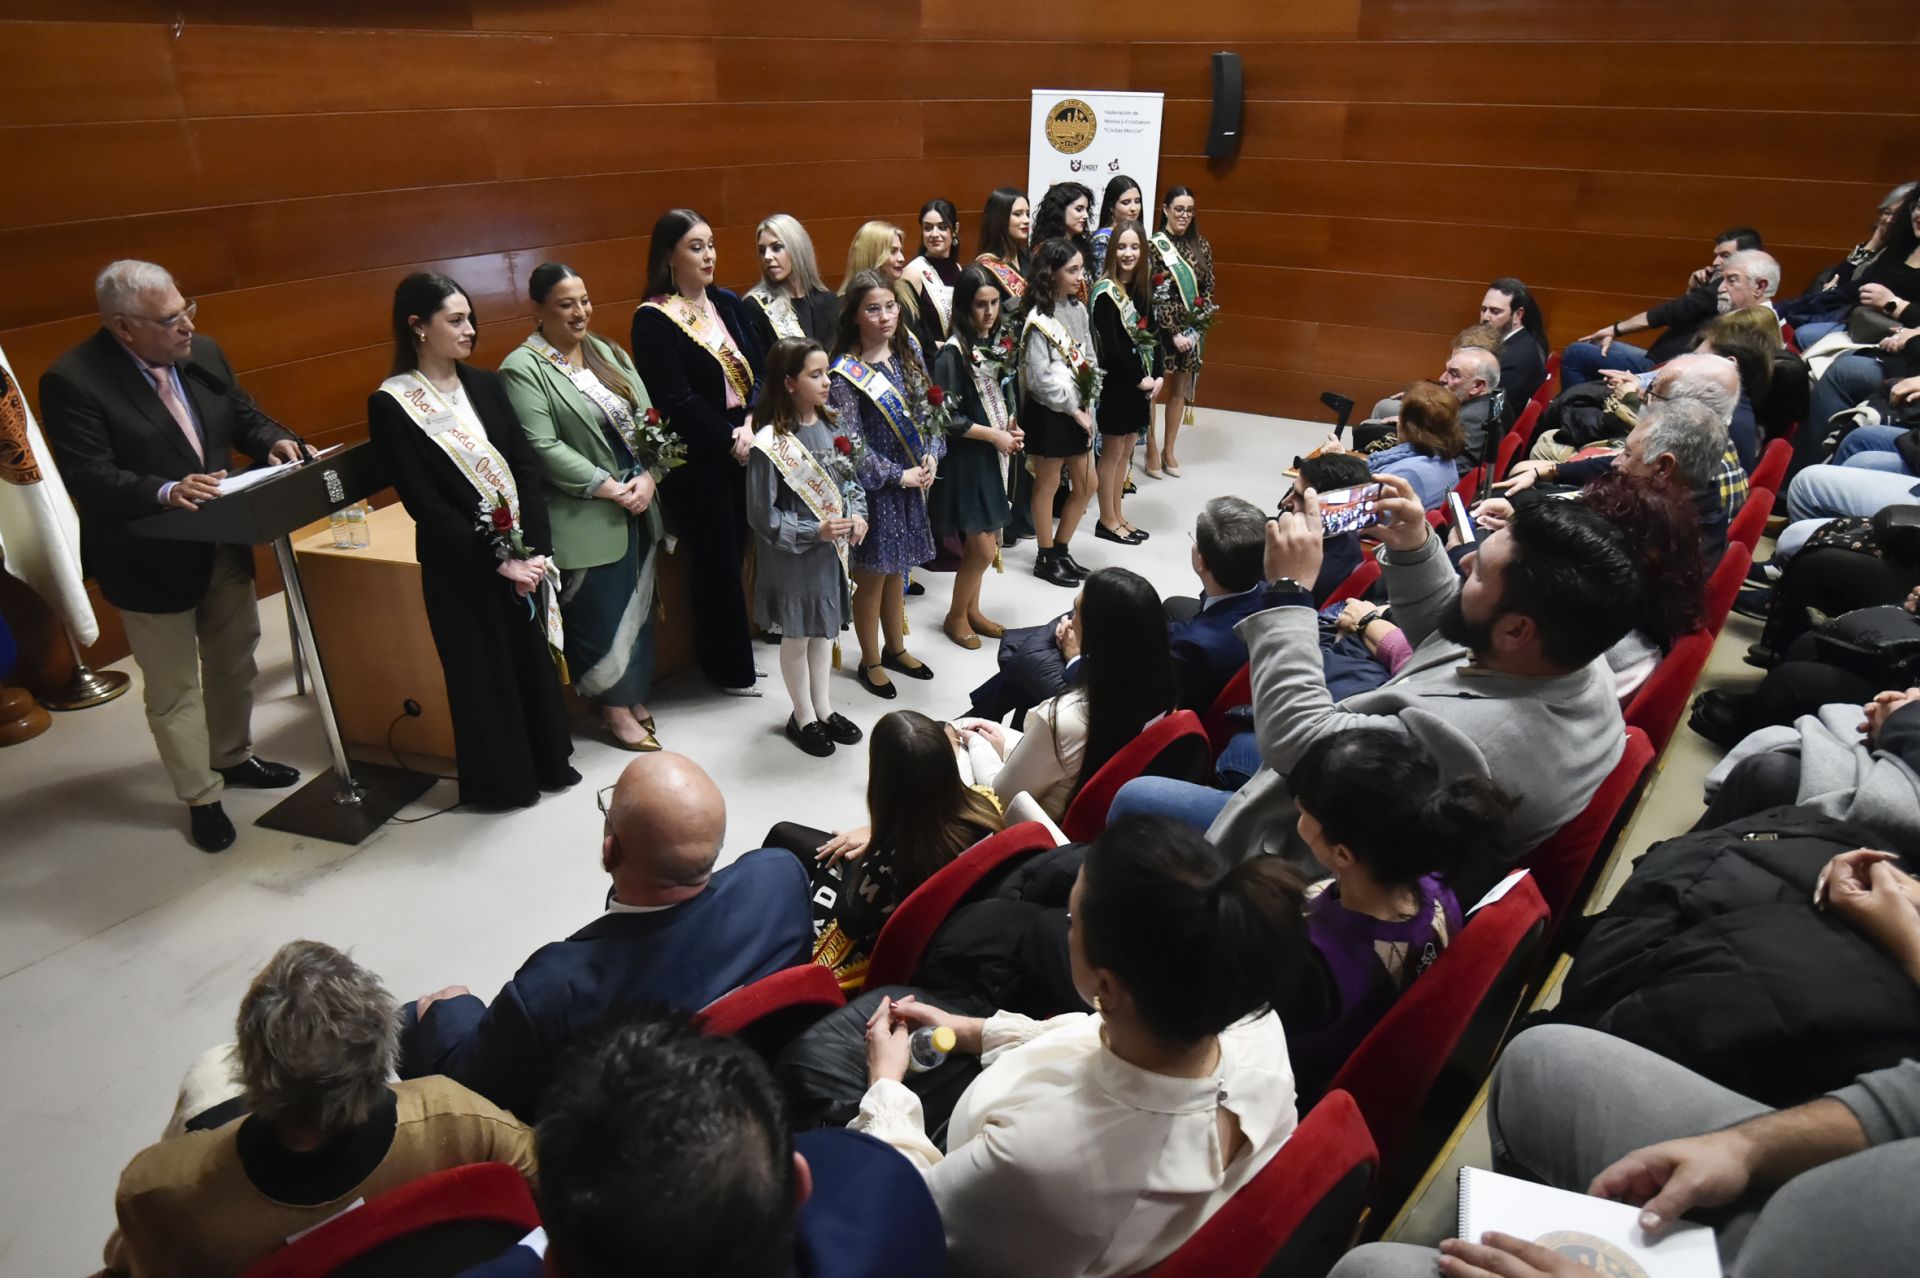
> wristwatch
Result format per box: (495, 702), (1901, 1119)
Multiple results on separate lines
(1268, 577), (1312, 600)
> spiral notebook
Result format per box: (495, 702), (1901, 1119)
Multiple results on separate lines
(1458, 1168), (1720, 1277)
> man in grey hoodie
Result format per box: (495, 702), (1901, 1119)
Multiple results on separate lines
(1111, 472), (1635, 869)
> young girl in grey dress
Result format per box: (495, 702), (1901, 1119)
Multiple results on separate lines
(747, 338), (870, 757)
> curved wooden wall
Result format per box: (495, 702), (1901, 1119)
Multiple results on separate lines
(2, 0), (1910, 682)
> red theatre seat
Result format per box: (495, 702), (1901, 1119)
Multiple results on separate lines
(1625, 633), (1714, 757)
(1703, 543), (1755, 633)
(1521, 727), (1654, 939)
(1061, 710), (1211, 843)
(241, 1162), (539, 1278)
(861, 821), (1057, 990)
(1322, 555), (1382, 608)
(1750, 438), (1790, 495)
(695, 963), (847, 1057)
(1495, 404), (1537, 479)
(1326, 874), (1549, 1229)
(1726, 492), (1772, 555)
(1136, 1090), (1377, 1278)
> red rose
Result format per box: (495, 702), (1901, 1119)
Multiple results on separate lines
(1153, 272), (1168, 285)
(644, 407), (662, 425)
(1135, 316), (1149, 330)
(490, 504), (513, 532)
(926, 384), (945, 407)
(833, 435), (852, 456)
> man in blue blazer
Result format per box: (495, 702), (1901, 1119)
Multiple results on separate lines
(458, 1018), (946, 1278)
(1165, 496), (1275, 711)
(400, 753), (812, 1121)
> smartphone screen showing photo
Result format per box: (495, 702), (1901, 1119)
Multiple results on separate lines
(1318, 483), (1386, 537)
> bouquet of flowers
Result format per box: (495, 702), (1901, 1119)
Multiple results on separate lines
(476, 490), (530, 562)
(823, 431), (865, 512)
(633, 405), (687, 472)
(1184, 293), (1221, 335)
(977, 314), (1020, 381)
(921, 381), (959, 439)
(1126, 311), (1159, 365)
(1072, 356), (1105, 412)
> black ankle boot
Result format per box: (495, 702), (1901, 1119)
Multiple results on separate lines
(1057, 542), (1090, 579)
(1034, 547), (1079, 588)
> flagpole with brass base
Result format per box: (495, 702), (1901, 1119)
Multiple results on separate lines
(42, 629), (129, 711)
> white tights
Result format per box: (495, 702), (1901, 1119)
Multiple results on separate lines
(779, 636), (835, 725)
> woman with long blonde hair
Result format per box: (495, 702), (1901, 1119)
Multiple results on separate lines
(742, 212), (838, 348)
(844, 220), (939, 360)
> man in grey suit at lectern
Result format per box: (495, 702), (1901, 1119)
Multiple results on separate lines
(40, 259), (306, 853)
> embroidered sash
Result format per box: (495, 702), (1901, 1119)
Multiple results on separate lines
(744, 285), (804, 340)
(524, 333), (640, 460)
(976, 254), (1027, 298)
(1023, 310), (1094, 382)
(831, 355), (929, 463)
(639, 295), (755, 405)
(754, 424), (851, 581)
(1092, 279), (1154, 379)
(943, 335), (1013, 502)
(379, 373), (565, 656)
(905, 256), (954, 333)
(1150, 233), (1199, 310)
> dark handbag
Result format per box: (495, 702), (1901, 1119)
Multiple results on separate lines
(1848, 304), (1904, 345)
(1811, 604), (1920, 685)
(1872, 505), (1920, 566)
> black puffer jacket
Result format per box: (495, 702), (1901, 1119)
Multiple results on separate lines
(1551, 806), (1920, 1106)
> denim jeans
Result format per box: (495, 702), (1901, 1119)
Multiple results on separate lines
(1106, 775), (1234, 833)
(1786, 462), (1920, 525)
(1560, 339), (1654, 388)
(1810, 352), (1887, 429)
(1831, 423), (1910, 470)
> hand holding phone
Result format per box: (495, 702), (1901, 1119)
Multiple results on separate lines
(1448, 491), (1475, 543)
(1313, 483), (1388, 537)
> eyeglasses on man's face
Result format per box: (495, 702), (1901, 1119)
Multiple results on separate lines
(127, 300), (197, 329)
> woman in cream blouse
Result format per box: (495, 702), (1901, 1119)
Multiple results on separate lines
(957, 566), (1173, 822)
(855, 815), (1311, 1277)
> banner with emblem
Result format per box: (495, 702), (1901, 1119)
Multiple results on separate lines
(0, 343), (98, 646)
(1027, 89), (1165, 225)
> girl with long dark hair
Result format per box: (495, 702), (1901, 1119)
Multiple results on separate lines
(959, 566), (1174, 820)
(1090, 218), (1161, 543)
(904, 198), (962, 341)
(628, 207), (762, 695)
(1033, 181), (1096, 302)
(368, 272), (576, 807)
(975, 186), (1033, 299)
(929, 265), (1023, 648)
(1019, 237), (1098, 587)
(1091, 174), (1145, 276)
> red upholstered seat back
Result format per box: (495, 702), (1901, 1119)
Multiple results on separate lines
(242, 1162), (539, 1278)
(695, 963), (847, 1057)
(1061, 710), (1211, 843)
(1135, 1090), (1377, 1278)
(1521, 727), (1654, 934)
(1750, 437), (1790, 496)
(860, 821), (1057, 991)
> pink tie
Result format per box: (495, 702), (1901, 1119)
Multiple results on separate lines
(148, 364), (203, 464)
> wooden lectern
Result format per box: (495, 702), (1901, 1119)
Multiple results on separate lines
(132, 443), (434, 843)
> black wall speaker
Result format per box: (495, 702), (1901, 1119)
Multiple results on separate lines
(1205, 51), (1243, 159)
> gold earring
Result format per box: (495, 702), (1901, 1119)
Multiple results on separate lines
(416, 331), (426, 343)
(1094, 995), (1105, 1016)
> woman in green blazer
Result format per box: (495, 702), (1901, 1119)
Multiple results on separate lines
(500, 263), (670, 750)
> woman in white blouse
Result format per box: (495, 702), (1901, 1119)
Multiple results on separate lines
(957, 566), (1173, 822)
(856, 814), (1312, 1278)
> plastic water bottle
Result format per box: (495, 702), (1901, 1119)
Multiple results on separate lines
(328, 506), (352, 549)
(346, 501), (370, 548)
(907, 1025), (956, 1074)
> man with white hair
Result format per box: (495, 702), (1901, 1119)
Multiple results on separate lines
(1718, 248), (1783, 324)
(1563, 226), (1766, 386)
(41, 260), (306, 853)
(1357, 342), (1503, 468)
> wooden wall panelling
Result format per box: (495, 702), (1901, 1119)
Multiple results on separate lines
(0, 121), (199, 230)
(0, 1), (479, 29)
(918, 0), (1361, 40)
(1354, 0), (1920, 42)
(0, 21), (183, 125)
(0, 210), (237, 332)
(468, 0), (905, 37)
(191, 113), (500, 208)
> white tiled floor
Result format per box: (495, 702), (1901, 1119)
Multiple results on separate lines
(0, 406), (1330, 1272)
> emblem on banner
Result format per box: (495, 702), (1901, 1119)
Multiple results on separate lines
(0, 365), (42, 486)
(1045, 98), (1097, 154)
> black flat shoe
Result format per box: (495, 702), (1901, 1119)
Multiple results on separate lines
(1094, 523), (1135, 545)
(1688, 689), (1751, 750)
(1732, 587), (1771, 621)
(820, 713), (863, 745)
(882, 648), (934, 680)
(216, 757), (300, 789)
(190, 801), (236, 853)
(905, 577), (926, 596)
(1035, 553), (1080, 588)
(786, 715), (836, 757)
(1743, 642), (1778, 671)
(1123, 526), (1149, 543)
(856, 664), (898, 699)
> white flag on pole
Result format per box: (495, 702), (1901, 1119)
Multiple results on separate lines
(0, 342), (99, 646)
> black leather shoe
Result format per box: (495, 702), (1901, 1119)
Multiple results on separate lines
(1124, 526), (1150, 542)
(1034, 551), (1080, 588)
(190, 802), (236, 853)
(1057, 547), (1092, 578)
(856, 664), (898, 699)
(1731, 587), (1771, 621)
(1094, 523), (1136, 545)
(905, 576), (926, 596)
(216, 757), (300, 789)
(786, 715), (836, 757)
(1688, 689), (1750, 750)
(1743, 642), (1778, 670)
(882, 648), (935, 680)
(820, 713), (863, 745)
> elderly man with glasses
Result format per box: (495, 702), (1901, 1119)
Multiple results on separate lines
(40, 259), (308, 853)
(396, 751), (812, 1121)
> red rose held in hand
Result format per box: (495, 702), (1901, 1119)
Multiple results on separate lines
(926, 384), (945, 407)
(491, 504), (513, 532)
(833, 435), (852, 455)
(644, 407), (662, 425)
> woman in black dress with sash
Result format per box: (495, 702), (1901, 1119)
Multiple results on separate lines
(366, 272), (577, 808)
(1090, 218), (1161, 544)
(629, 207), (762, 695)
(930, 265), (1024, 648)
